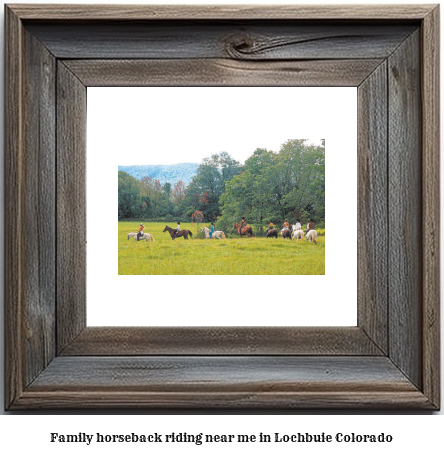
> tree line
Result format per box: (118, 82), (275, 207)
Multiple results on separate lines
(118, 139), (325, 234)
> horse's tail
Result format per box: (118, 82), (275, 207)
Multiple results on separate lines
(189, 230), (193, 238)
(222, 232), (226, 239)
(151, 235), (155, 242)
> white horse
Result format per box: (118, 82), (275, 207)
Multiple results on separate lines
(292, 225), (304, 240)
(127, 232), (154, 242)
(201, 226), (226, 239)
(305, 230), (317, 245)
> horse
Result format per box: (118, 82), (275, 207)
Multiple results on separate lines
(233, 222), (254, 238)
(201, 227), (226, 239)
(292, 225), (304, 240)
(127, 232), (154, 242)
(306, 230), (318, 245)
(266, 228), (278, 238)
(281, 228), (292, 240)
(163, 225), (193, 240)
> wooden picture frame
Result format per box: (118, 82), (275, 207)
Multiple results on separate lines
(5, 4), (440, 409)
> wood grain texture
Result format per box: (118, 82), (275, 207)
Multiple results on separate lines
(4, 4), (24, 410)
(21, 28), (57, 387)
(15, 390), (434, 410)
(421, 6), (440, 409)
(26, 22), (416, 60)
(7, 4), (435, 20)
(56, 62), (87, 353)
(388, 31), (422, 389)
(14, 356), (433, 409)
(61, 327), (382, 356)
(64, 58), (383, 87)
(5, 9), (58, 409)
(357, 62), (388, 354)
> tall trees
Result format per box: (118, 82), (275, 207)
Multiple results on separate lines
(118, 171), (141, 219)
(279, 139), (325, 222)
(118, 142), (325, 227)
(217, 140), (325, 232)
(172, 180), (186, 204)
(183, 152), (242, 221)
(138, 176), (175, 217)
(163, 182), (172, 200)
(217, 148), (276, 234)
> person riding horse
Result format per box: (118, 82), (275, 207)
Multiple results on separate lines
(137, 223), (145, 241)
(209, 223), (215, 238)
(307, 219), (315, 235)
(282, 219), (290, 232)
(266, 221), (274, 235)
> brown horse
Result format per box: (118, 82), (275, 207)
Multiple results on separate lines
(281, 228), (292, 240)
(163, 225), (193, 240)
(266, 228), (278, 238)
(234, 222), (254, 238)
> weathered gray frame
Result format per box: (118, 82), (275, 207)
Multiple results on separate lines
(4, 4), (440, 409)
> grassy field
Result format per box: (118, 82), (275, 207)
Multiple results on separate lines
(119, 222), (325, 275)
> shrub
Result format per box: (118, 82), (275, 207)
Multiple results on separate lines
(163, 214), (176, 222)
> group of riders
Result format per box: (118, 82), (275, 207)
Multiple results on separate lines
(137, 220), (215, 240)
(265, 218), (316, 237)
(135, 217), (315, 241)
(136, 221), (187, 240)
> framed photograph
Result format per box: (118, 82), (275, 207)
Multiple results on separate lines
(5, 4), (440, 409)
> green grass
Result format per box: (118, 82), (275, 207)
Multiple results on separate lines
(119, 222), (325, 275)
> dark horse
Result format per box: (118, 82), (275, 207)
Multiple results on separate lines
(234, 222), (254, 238)
(266, 229), (278, 238)
(163, 225), (193, 240)
(281, 228), (292, 240)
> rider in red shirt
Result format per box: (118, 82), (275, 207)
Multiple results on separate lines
(137, 223), (144, 241)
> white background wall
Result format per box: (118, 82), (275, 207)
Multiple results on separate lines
(0, 0), (442, 454)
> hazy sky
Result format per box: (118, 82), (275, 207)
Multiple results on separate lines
(88, 87), (327, 166)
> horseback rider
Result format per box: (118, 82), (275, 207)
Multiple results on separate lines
(175, 221), (181, 238)
(209, 222), (215, 239)
(240, 217), (246, 229)
(137, 223), (145, 241)
(282, 218), (290, 232)
(307, 219), (315, 234)
(266, 221), (274, 235)
(294, 219), (302, 231)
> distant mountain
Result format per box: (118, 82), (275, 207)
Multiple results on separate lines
(118, 163), (199, 186)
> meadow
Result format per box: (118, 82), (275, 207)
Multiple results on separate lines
(119, 222), (325, 275)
